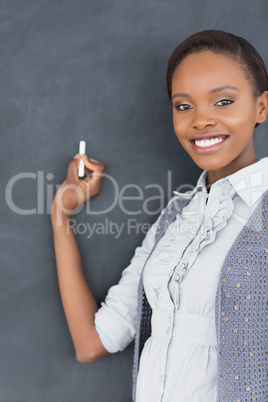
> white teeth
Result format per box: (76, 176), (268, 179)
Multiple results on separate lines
(194, 137), (224, 148)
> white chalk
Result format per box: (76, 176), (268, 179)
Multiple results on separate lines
(78, 140), (86, 177)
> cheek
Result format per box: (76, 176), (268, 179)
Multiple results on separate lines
(172, 113), (188, 137)
(221, 108), (247, 124)
(223, 112), (256, 138)
(222, 101), (257, 129)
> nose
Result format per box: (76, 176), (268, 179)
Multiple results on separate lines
(192, 109), (217, 130)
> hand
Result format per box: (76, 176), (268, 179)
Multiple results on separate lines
(51, 154), (107, 218)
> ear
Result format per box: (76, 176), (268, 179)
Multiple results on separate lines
(255, 90), (268, 124)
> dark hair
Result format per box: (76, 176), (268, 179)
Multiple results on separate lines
(166, 30), (268, 104)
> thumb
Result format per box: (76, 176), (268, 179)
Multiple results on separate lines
(67, 159), (81, 183)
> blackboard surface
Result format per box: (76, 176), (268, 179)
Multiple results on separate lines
(1, 1), (267, 401)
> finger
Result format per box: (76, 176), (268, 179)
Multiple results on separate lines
(71, 154), (88, 177)
(90, 169), (107, 183)
(82, 154), (106, 172)
(84, 174), (92, 185)
(81, 167), (105, 185)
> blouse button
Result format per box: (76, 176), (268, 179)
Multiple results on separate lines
(179, 261), (188, 270)
(175, 275), (181, 283)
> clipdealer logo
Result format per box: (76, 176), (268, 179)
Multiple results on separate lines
(4, 170), (184, 216)
(5, 168), (265, 238)
(5, 170), (194, 238)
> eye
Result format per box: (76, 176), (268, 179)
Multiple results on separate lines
(174, 103), (192, 111)
(215, 99), (234, 106)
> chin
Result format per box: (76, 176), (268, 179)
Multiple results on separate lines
(189, 155), (230, 171)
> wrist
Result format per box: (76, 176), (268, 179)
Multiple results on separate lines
(50, 202), (72, 227)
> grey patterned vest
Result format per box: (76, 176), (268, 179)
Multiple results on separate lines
(132, 190), (268, 401)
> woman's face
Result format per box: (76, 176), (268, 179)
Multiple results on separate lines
(171, 50), (267, 184)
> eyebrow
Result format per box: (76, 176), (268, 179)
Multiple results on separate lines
(171, 85), (239, 100)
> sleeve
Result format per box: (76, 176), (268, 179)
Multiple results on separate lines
(94, 212), (164, 352)
(95, 325), (119, 353)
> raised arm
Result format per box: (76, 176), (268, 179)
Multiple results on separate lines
(50, 154), (108, 363)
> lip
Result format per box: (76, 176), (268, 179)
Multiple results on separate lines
(190, 134), (230, 154)
(190, 133), (229, 141)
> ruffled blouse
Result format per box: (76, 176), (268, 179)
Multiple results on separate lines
(137, 172), (238, 401)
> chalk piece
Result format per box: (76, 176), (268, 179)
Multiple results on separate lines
(78, 141), (86, 177)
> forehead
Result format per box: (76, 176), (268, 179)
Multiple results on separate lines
(172, 50), (250, 93)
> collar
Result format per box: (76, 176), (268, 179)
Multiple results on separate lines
(173, 157), (268, 207)
(173, 169), (208, 200)
(226, 157), (268, 207)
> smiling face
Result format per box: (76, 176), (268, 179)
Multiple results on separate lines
(171, 50), (268, 185)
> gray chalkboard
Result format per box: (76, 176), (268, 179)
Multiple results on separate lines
(1, 1), (268, 401)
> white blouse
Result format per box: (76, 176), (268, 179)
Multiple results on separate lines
(94, 158), (268, 402)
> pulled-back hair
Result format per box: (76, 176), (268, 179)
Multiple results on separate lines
(166, 30), (268, 103)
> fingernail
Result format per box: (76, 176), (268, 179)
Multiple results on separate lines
(74, 155), (79, 159)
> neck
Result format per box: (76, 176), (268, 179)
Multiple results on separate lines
(207, 152), (259, 188)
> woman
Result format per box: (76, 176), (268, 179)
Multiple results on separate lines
(50, 30), (268, 401)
